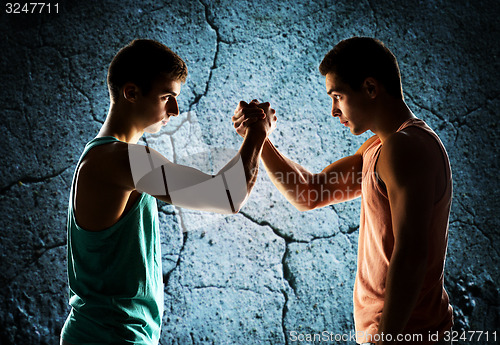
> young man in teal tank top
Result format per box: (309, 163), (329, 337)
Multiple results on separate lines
(61, 39), (276, 345)
(233, 37), (453, 344)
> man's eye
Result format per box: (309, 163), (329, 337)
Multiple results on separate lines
(333, 95), (341, 101)
(161, 96), (170, 101)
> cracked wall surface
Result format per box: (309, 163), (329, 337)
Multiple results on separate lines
(0, 0), (499, 344)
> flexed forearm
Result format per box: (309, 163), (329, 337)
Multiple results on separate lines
(218, 126), (268, 211)
(238, 126), (268, 186)
(261, 138), (363, 211)
(260, 139), (319, 211)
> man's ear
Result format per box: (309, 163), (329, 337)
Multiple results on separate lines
(123, 83), (140, 102)
(363, 77), (378, 99)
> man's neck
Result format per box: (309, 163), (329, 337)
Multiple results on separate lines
(97, 103), (143, 144)
(371, 98), (415, 144)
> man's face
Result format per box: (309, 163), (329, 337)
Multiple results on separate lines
(136, 76), (182, 134)
(325, 72), (371, 136)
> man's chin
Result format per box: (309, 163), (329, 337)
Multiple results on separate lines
(144, 123), (163, 134)
(350, 127), (367, 136)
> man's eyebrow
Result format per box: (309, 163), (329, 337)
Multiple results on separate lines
(327, 86), (344, 95)
(162, 90), (178, 96)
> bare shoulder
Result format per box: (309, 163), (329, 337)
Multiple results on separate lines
(78, 141), (133, 190)
(378, 128), (441, 183)
(74, 141), (140, 230)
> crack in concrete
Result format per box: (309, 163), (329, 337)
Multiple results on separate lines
(162, 229), (184, 283)
(281, 240), (297, 296)
(239, 210), (342, 292)
(238, 208), (350, 344)
(21, 107), (35, 143)
(404, 91), (461, 145)
(453, 200), (500, 257)
(188, 0), (224, 114)
(329, 204), (359, 235)
(162, 210), (187, 286)
(454, 93), (500, 125)
(239, 211), (308, 244)
(405, 92), (448, 125)
(281, 239), (294, 345)
(345, 224), (359, 234)
(1, 240), (66, 289)
(445, 92), (499, 159)
(0, 165), (71, 195)
(161, 137), (188, 287)
(238, 210), (302, 345)
(406, 92), (499, 145)
(278, 2), (332, 29)
(189, 285), (267, 295)
(281, 281), (290, 345)
(33, 241), (67, 261)
(309, 231), (342, 242)
(2, 108), (34, 145)
(68, 58), (104, 125)
(159, 204), (177, 216)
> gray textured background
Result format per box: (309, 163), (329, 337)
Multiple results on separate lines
(0, 0), (499, 344)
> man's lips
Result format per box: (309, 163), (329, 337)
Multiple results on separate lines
(341, 120), (349, 126)
(161, 115), (170, 126)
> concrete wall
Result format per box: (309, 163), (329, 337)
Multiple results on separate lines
(0, 0), (498, 344)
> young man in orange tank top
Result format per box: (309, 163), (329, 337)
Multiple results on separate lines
(233, 37), (453, 345)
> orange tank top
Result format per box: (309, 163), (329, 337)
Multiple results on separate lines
(353, 118), (453, 344)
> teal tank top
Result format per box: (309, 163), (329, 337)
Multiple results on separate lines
(61, 136), (163, 345)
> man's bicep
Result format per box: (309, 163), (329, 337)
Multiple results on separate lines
(379, 137), (436, 245)
(307, 135), (376, 207)
(308, 154), (363, 208)
(387, 178), (435, 243)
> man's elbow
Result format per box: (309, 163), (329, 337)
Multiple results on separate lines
(228, 193), (250, 214)
(288, 184), (326, 212)
(292, 199), (317, 212)
(230, 204), (242, 215)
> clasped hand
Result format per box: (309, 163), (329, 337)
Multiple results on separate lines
(232, 99), (277, 138)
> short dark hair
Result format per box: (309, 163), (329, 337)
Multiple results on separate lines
(319, 37), (402, 99)
(107, 39), (188, 102)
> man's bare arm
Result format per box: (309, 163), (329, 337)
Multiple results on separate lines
(375, 131), (438, 343)
(259, 137), (377, 211)
(233, 100), (378, 211)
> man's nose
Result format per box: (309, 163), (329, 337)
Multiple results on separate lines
(331, 103), (341, 117)
(167, 97), (179, 116)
